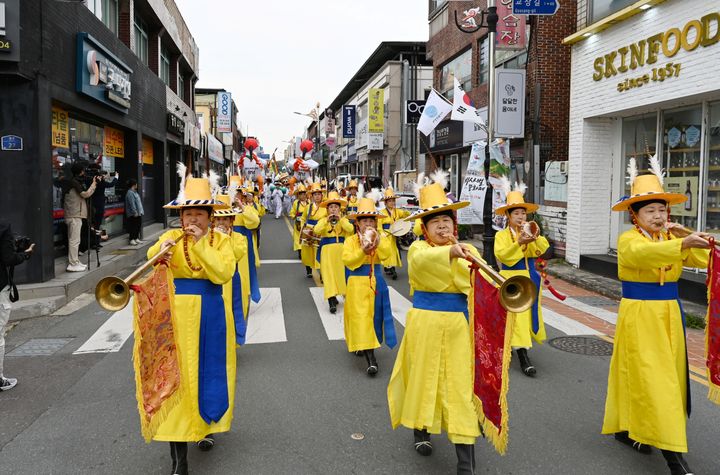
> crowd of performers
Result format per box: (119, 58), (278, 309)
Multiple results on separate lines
(130, 156), (714, 475)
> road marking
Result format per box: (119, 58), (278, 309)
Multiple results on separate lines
(261, 259), (302, 264)
(544, 291), (618, 325)
(73, 304), (134, 354)
(245, 288), (287, 344)
(53, 293), (95, 316)
(310, 288), (345, 340)
(543, 308), (601, 336)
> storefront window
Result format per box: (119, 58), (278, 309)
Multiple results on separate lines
(440, 48), (472, 100)
(621, 113), (657, 226)
(663, 105), (702, 230)
(705, 102), (720, 234)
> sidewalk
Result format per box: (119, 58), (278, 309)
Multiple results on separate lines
(10, 223), (167, 321)
(460, 236), (709, 385)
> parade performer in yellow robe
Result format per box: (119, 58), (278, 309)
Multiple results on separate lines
(289, 185), (309, 256)
(300, 182), (327, 277)
(603, 157), (709, 475)
(314, 191), (353, 314)
(345, 180), (360, 222)
(494, 180), (549, 377)
(388, 171), (489, 474)
(147, 177), (237, 475)
(378, 187), (410, 280)
(232, 182), (261, 304)
(342, 193), (395, 376)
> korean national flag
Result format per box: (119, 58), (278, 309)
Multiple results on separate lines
(451, 78), (486, 126)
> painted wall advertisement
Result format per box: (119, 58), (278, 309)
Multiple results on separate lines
(216, 91), (232, 133)
(103, 126), (125, 158)
(458, 141), (488, 225)
(665, 176), (698, 217)
(51, 107), (69, 148)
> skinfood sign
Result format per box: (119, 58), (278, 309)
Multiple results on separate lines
(592, 13), (719, 93)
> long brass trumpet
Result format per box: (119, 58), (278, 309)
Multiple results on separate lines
(446, 235), (536, 313)
(666, 224), (720, 249)
(95, 234), (183, 311)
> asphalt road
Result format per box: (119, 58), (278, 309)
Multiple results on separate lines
(1, 215), (718, 474)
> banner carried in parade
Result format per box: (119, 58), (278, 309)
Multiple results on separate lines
(458, 141), (488, 225)
(470, 267), (515, 455)
(705, 245), (720, 405)
(131, 265), (183, 442)
(417, 89), (452, 136)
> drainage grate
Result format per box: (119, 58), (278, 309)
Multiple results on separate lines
(6, 338), (74, 357)
(573, 296), (618, 307)
(548, 336), (613, 356)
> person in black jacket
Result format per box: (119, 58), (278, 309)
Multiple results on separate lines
(0, 220), (34, 392)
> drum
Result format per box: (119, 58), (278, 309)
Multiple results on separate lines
(388, 220), (412, 237)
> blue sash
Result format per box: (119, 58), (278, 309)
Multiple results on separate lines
(621, 281), (691, 415)
(382, 223), (391, 230)
(413, 290), (468, 320)
(345, 264), (397, 349)
(231, 269), (246, 345)
(233, 226), (261, 303)
(174, 278), (229, 424)
(317, 236), (345, 263)
(501, 258), (541, 333)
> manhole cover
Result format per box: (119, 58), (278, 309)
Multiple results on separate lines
(6, 338), (74, 357)
(573, 296), (618, 307)
(548, 336), (613, 356)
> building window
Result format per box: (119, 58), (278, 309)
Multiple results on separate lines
(160, 47), (170, 86)
(478, 38), (490, 85)
(133, 13), (149, 66)
(86, 0), (118, 35)
(178, 75), (186, 102)
(428, 0), (447, 16)
(589, 0), (636, 24)
(440, 48), (472, 100)
(429, 7), (448, 37)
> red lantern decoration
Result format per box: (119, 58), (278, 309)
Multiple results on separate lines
(244, 137), (259, 152)
(300, 139), (314, 156)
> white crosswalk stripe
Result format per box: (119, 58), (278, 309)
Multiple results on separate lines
(73, 304), (134, 355)
(542, 308), (601, 336)
(244, 288), (287, 344)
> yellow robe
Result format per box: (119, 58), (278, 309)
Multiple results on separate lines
(494, 227), (550, 348)
(289, 199), (309, 252)
(601, 229), (708, 452)
(147, 229), (237, 442)
(234, 205), (260, 269)
(342, 233), (392, 352)
(387, 241), (483, 444)
(379, 207), (411, 268)
(314, 216), (354, 300)
(300, 202), (327, 269)
(221, 231), (249, 345)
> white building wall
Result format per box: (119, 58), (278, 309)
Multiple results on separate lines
(566, 0), (720, 265)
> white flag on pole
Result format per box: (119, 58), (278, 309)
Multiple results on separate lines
(451, 78), (486, 126)
(417, 89), (452, 136)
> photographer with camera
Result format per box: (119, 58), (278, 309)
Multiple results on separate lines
(60, 162), (97, 272)
(0, 220), (34, 391)
(86, 163), (118, 231)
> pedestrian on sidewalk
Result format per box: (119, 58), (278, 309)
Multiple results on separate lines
(0, 221), (34, 392)
(603, 157), (710, 475)
(387, 172), (488, 474)
(494, 180), (549, 377)
(125, 178), (144, 246)
(148, 177), (236, 475)
(342, 193), (395, 375)
(86, 163), (118, 230)
(60, 162), (98, 272)
(314, 191), (353, 314)
(378, 186), (411, 280)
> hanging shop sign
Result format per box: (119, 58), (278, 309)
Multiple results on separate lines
(342, 105), (356, 138)
(422, 120), (464, 153)
(142, 138), (154, 165)
(0, 0), (20, 62)
(104, 126), (125, 158)
(368, 88), (385, 133)
(167, 113), (185, 137)
(51, 107), (70, 148)
(368, 133), (384, 151)
(216, 92), (232, 133)
(405, 100), (426, 125)
(495, 69), (526, 138)
(496, 1), (527, 50)
(206, 133), (224, 164)
(76, 33), (133, 113)
(592, 13), (720, 93)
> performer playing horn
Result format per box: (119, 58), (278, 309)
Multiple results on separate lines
(603, 156), (709, 475)
(289, 185), (309, 259)
(378, 186), (410, 280)
(300, 181), (327, 278)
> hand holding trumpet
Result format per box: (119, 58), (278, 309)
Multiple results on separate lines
(666, 223), (712, 250)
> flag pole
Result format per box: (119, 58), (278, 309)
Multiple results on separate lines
(482, 1), (499, 267)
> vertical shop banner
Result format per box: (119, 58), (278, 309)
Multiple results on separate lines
(206, 133), (224, 164)
(104, 126), (125, 158)
(458, 141), (488, 225)
(216, 92), (232, 133)
(489, 139), (512, 230)
(342, 105), (356, 138)
(495, 69), (526, 138)
(496, 1), (527, 50)
(142, 138), (154, 165)
(51, 107), (69, 148)
(368, 88), (385, 133)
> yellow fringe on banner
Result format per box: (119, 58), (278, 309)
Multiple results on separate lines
(706, 255), (720, 406)
(131, 267), (186, 443)
(469, 271), (516, 455)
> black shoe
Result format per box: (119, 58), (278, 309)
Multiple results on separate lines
(661, 450), (694, 475)
(306, 266), (313, 278)
(169, 442), (188, 475)
(354, 350), (364, 357)
(516, 348), (536, 377)
(329, 298), (337, 314)
(391, 268), (398, 280)
(413, 429), (433, 456)
(384, 267), (392, 275)
(365, 350), (378, 376)
(197, 434), (215, 451)
(0, 377), (18, 391)
(455, 443), (476, 474)
(614, 432), (651, 454)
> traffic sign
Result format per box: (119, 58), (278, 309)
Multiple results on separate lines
(512, 0), (559, 15)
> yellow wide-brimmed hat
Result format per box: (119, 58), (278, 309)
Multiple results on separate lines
(405, 173), (468, 221)
(229, 175), (244, 187)
(612, 174), (686, 211)
(308, 182), (324, 194)
(320, 191), (348, 208)
(495, 191), (539, 215)
(164, 177), (230, 210)
(348, 197), (384, 219)
(345, 179), (359, 190)
(213, 194), (239, 217)
(294, 184), (307, 195)
(381, 187), (398, 201)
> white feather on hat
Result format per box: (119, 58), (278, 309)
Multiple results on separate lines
(626, 157), (638, 186)
(498, 175), (512, 196)
(648, 154), (664, 185)
(513, 181), (527, 195)
(412, 172), (426, 199)
(429, 169), (449, 190)
(366, 188), (383, 204)
(208, 170), (221, 199)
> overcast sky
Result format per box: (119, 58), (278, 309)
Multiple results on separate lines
(174, 0), (428, 157)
